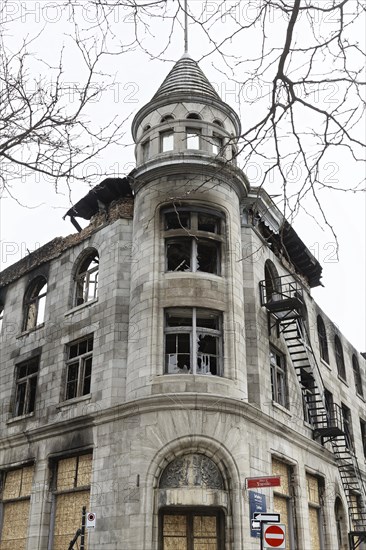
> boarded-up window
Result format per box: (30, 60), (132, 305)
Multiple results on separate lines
(306, 474), (322, 550)
(0, 465), (34, 550)
(52, 453), (92, 550)
(160, 510), (223, 550)
(272, 458), (295, 550)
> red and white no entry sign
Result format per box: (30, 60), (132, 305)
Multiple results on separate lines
(263, 523), (286, 549)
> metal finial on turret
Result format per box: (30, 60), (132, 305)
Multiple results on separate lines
(184, 0), (188, 54)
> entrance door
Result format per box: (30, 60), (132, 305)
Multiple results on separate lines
(160, 510), (223, 550)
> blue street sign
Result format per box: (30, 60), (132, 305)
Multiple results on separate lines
(249, 491), (267, 538)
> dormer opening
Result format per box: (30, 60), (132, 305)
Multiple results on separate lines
(161, 114), (174, 123)
(186, 112), (201, 120)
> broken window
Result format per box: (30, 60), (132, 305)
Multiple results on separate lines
(335, 335), (346, 380)
(0, 465), (34, 550)
(270, 348), (288, 408)
(75, 252), (99, 306)
(341, 403), (354, 449)
(300, 370), (317, 424)
(164, 208), (223, 275)
(165, 308), (222, 376)
(360, 419), (366, 459)
(352, 354), (363, 396)
(23, 277), (47, 331)
(160, 130), (174, 152)
(186, 127), (201, 149)
(14, 357), (39, 417)
(52, 453), (92, 550)
(65, 335), (93, 400)
(317, 315), (329, 364)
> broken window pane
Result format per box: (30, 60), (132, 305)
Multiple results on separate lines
(166, 240), (191, 271)
(198, 213), (220, 233)
(165, 309), (222, 376)
(24, 278), (47, 331)
(14, 358), (39, 417)
(75, 253), (99, 306)
(165, 211), (190, 230)
(197, 334), (218, 375)
(197, 241), (219, 274)
(164, 209), (222, 275)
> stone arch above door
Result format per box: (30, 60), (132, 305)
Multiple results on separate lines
(159, 453), (224, 490)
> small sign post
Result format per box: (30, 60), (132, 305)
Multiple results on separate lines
(86, 512), (96, 529)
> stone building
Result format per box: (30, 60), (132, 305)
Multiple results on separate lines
(0, 53), (365, 550)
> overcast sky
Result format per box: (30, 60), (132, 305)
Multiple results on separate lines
(0, 1), (365, 351)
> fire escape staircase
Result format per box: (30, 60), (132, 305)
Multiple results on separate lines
(260, 276), (366, 548)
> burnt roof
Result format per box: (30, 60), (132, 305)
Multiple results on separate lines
(65, 177), (133, 220)
(260, 219), (322, 288)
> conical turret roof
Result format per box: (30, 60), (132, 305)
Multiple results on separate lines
(151, 53), (220, 102)
(131, 53), (241, 139)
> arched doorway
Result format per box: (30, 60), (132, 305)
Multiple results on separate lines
(158, 454), (227, 550)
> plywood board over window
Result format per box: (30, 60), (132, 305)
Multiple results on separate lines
(306, 473), (322, 550)
(52, 453), (92, 550)
(272, 458), (295, 550)
(0, 465), (34, 550)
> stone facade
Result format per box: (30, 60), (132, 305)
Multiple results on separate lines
(0, 54), (365, 550)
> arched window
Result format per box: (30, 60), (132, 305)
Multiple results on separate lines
(213, 119), (223, 127)
(23, 277), (47, 331)
(264, 260), (281, 302)
(143, 124), (151, 132)
(335, 335), (346, 380)
(317, 315), (329, 363)
(186, 112), (201, 120)
(74, 251), (99, 306)
(160, 114), (174, 123)
(352, 354), (363, 396)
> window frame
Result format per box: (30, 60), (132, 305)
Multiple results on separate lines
(160, 129), (174, 152)
(334, 335), (346, 380)
(270, 347), (288, 408)
(341, 402), (354, 450)
(64, 335), (94, 401)
(23, 277), (47, 331)
(51, 452), (92, 550)
(317, 315), (329, 364)
(212, 133), (224, 156)
(74, 252), (99, 307)
(163, 207), (224, 276)
(13, 357), (39, 417)
(186, 127), (201, 150)
(352, 354), (363, 396)
(360, 419), (366, 459)
(141, 139), (150, 162)
(0, 465), (34, 548)
(164, 307), (223, 376)
(159, 508), (224, 550)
